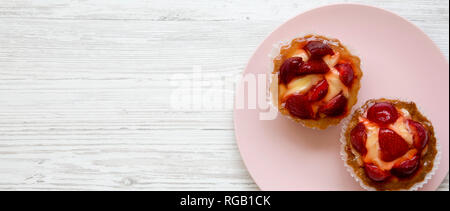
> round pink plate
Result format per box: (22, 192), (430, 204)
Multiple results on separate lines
(234, 4), (449, 190)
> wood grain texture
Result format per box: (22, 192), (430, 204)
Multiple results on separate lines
(0, 0), (448, 191)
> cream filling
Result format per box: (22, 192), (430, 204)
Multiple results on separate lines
(324, 68), (349, 101)
(389, 109), (414, 145)
(323, 52), (340, 67)
(289, 49), (309, 62)
(323, 52), (349, 101)
(282, 74), (323, 99)
(280, 49), (312, 100)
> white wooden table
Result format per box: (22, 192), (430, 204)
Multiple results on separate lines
(0, 0), (448, 191)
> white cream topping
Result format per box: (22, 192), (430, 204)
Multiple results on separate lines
(362, 120), (381, 164)
(290, 49), (309, 62)
(400, 108), (411, 117)
(389, 116), (414, 145)
(282, 74), (323, 99)
(324, 68), (349, 101)
(323, 52), (340, 67)
(323, 52), (349, 101)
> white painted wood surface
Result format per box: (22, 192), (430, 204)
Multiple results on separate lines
(0, 0), (448, 191)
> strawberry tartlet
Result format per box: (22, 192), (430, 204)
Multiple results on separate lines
(342, 99), (438, 191)
(271, 35), (362, 129)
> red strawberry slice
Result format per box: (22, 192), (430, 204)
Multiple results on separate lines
(285, 94), (315, 119)
(407, 120), (429, 150)
(378, 128), (410, 162)
(308, 79), (329, 102)
(364, 163), (391, 182)
(319, 93), (348, 117)
(391, 154), (420, 177)
(350, 123), (368, 155)
(335, 63), (354, 87)
(279, 57), (303, 84)
(304, 41), (334, 59)
(367, 102), (399, 125)
(299, 59), (330, 75)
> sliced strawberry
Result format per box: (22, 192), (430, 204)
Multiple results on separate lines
(304, 41), (334, 59)
(335, 63), (354, 87)
(285, 94), (315, 119)
(299, 59), (330, 75)
(350, 123), (367, 155)
(407, 120), (429, 150)
(319, 93), (348, 117)
(367, 102), (399, 125)
(378, 128), (410, 162)
(391, 154), (420, 177)
(308, 79), (329, 102)
(364, 163), (391, 182)
(279, 57), (303, 84)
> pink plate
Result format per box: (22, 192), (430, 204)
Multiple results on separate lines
(234, 4), (449, 190)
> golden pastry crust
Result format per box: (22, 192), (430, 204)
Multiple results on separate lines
(271, 34), (362, 129)
(344, 98), (438, 191)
